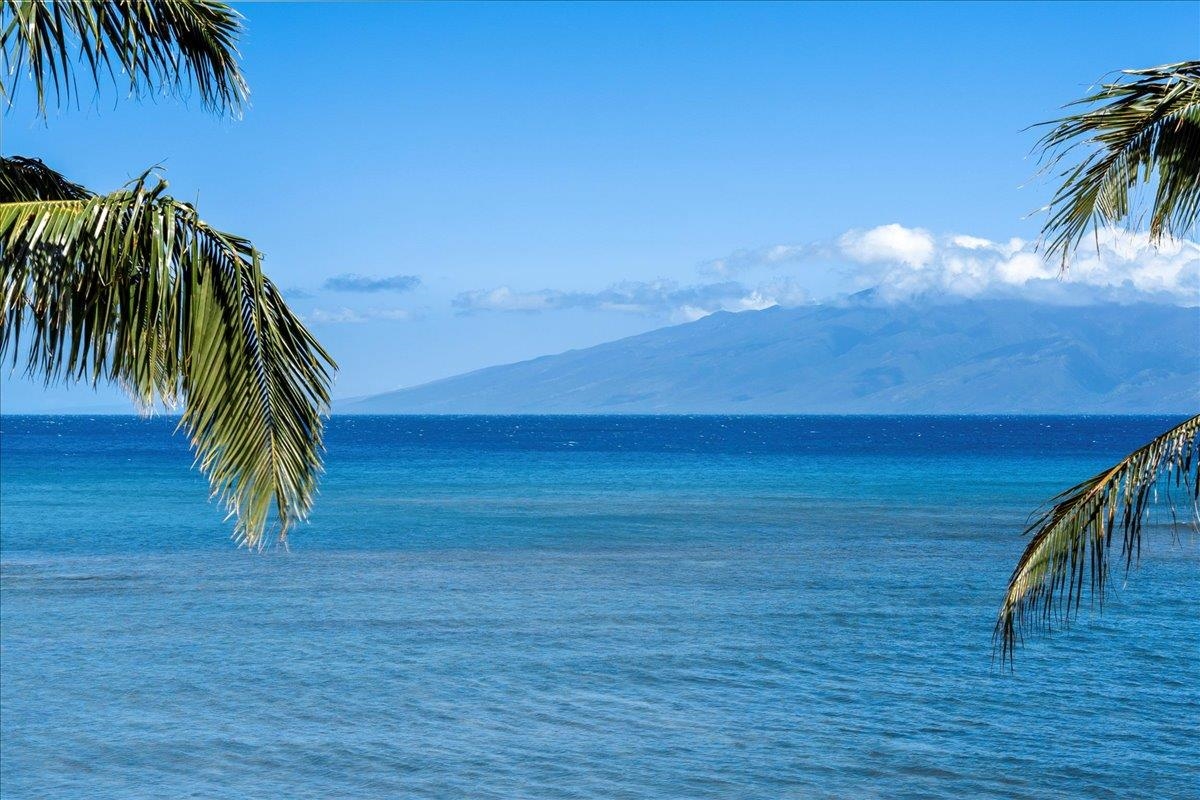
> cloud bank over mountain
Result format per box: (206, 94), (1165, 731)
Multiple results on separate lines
(700, 224), (1199, 302)
(449, 224), (1199, 324)
(451, 280), (806, 322)
(279, 224), (1198, 330)
(835, 225), (1198, 304)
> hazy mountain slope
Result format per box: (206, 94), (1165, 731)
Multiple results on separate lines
(343, 299), (1200, 413)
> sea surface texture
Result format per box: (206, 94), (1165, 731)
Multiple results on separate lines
(1, 416), (1196, 799)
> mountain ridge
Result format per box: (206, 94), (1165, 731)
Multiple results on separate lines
(342, 298), (1200, 414)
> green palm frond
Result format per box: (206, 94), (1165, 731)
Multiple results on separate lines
(0, 155), (89, 199)
(995, 414), (1200, 663)
(1, 0), (247, 117)
(1000, 62), (1200, 662)
(1036, 61), (1200, 267)
(1, 156), (335, 547)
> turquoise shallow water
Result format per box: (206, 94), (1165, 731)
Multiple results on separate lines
(1, 415), (1197, 799)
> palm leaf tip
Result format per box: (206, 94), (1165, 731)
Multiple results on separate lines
(0, 157), (336, 548)
(0, 0), (249, 118)
(1035, 60), (1200, 268)
(995, 414), (1200, 664)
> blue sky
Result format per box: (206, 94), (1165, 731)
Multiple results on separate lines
(2, 1), (1197, 410)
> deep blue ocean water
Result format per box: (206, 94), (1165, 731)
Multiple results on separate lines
(1, 415), (1196, 799)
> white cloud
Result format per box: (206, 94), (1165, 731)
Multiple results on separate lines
(756, 277), (811, 308)
(949, 234), (995, 250)
(674, 305), (715, 323)
(839, 223), (936, 268)
(995, 252), (1051, 284)
(1066, 230), (1198, 298)
(699, 243), (818, 276)
(306, 307), (413, 324)
(453, 287), (559, 313)
(837, 224), (1199, 304)
(455, 278), (811, 321)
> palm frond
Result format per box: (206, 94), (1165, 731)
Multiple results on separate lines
(0, 157), (335, 547)
(1, 0), (247, 117)
(1036, 61), (1200, 267)
(995, 414), (1200, 664)
(0, 155), (89, 200)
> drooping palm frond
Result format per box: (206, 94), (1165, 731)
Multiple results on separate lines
(0, 0), (247, 117)
(0, 156), (335, 547)
(995, 414), (1200, 663)
(1036, 61), (1200, 267)
(998, 62), (1200, 662)
(0, 154), (89, 200)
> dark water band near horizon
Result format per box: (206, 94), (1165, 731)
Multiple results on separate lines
(1, 415), (1196, 799)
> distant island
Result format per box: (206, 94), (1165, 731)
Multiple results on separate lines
(340, 297), (1200, 415)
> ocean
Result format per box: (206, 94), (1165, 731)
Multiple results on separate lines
(1, 415), (1196, 799)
